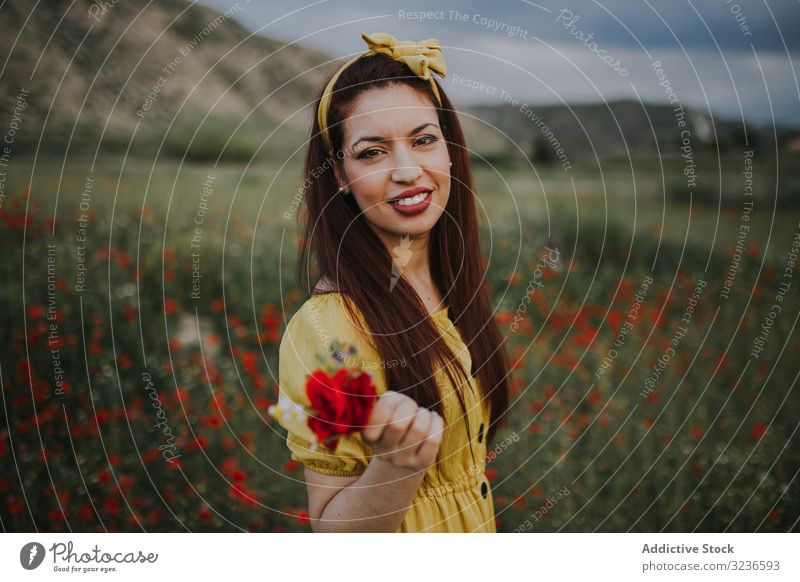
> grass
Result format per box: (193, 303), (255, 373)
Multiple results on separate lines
(1, 153), (797, 532)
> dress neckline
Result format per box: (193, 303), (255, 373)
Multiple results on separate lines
(432, 305), (450, 318)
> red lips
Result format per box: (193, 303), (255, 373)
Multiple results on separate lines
(390, 186), (432, 202)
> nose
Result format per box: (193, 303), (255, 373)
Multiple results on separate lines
(390, 145), (423, 183)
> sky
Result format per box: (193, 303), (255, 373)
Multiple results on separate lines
(199, 0), (800, 126)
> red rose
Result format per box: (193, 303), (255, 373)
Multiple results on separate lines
(305, 368), (377, 450)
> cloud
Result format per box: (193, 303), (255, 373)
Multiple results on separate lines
(198, 0), (800, 125)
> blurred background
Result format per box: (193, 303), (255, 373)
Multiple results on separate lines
(1, 0), (798, 532)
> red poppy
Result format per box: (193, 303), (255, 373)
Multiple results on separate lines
(149, 508), (165, 524)
(123, 305), (137, 323)
(196, 435), (210, 450)
(78, 506), (94, 522)
(715, 354), (730, 371)
(105, 498), (120, 515)
(749, 422), (767, 441)
(495, 311), (513, 324)
(198, 505), (212, 522)
(305, 368), (377, 450)
(242, 352), (258, 376)
(8, 500), (24, 516)
(261, 304), (279, 329)
(650, 309), (665, 327)
(203, 415), (222, 429)
(259, 328), (280, 343)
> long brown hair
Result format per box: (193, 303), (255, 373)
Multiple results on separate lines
(296, 52), (510, 450)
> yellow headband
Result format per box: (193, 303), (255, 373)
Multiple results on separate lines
(316, 31), (448, 156)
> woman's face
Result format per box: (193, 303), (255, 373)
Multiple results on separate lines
(334, 83), (451, 241)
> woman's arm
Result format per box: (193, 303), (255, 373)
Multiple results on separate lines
(304, 459), (426, 533)
(304, 391), (444, 533)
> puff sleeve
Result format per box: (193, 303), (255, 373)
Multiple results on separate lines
(275, 295), (383, 477)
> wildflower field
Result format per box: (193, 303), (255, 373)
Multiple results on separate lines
(2, 154), (798, 532)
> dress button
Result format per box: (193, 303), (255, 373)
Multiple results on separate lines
(481, 481), (488, 499)
(477, 423), (484, 444)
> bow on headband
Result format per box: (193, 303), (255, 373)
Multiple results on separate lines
(316, 32), (448, 156)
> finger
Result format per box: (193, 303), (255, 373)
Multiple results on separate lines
(381, 399), (419, 449)
(362, 392), (405, 443)
(399, 409), (432, 452)
(416, 412), (445, 459)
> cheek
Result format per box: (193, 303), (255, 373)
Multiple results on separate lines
(345, 164), (384, 208)
(437, 186), (451, 213)
(351, 183), (391, 219)
(437, 170), (451, 199)
(434, 153), (452, 185)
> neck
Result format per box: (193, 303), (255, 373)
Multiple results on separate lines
(381, 230), (434, 288)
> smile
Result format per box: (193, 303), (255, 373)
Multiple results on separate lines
(388, 191), (432, 216)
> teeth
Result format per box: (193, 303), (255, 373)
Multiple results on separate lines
(395, 192), (429, 206)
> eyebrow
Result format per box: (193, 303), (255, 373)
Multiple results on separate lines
(350, 122), (440, 150)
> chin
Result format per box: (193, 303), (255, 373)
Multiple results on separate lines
(391, 211), (444, 233)
(370, 220), (429, 240)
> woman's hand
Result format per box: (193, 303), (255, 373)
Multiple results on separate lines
(361, 391), (444, 473)
(305, 391), (445, 532)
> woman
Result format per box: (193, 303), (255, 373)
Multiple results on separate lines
(277, 32), (510, 532)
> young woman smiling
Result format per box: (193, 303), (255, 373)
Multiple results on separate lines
(277, 32), (510, 533)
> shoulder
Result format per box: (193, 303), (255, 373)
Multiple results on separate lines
(278, 292), (387, 401)
(283, 292), (354, 336)
(280, 292), (371, 362)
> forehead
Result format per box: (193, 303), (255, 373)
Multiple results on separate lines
(343, 84), (439, 137)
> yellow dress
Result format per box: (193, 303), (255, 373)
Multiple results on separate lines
(276, 292), (496, 533)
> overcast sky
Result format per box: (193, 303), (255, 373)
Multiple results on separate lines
(200, 0), (800, 126)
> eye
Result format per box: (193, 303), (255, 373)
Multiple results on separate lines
(415, 134), (438, 147)
(357, 147), (383, 160)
